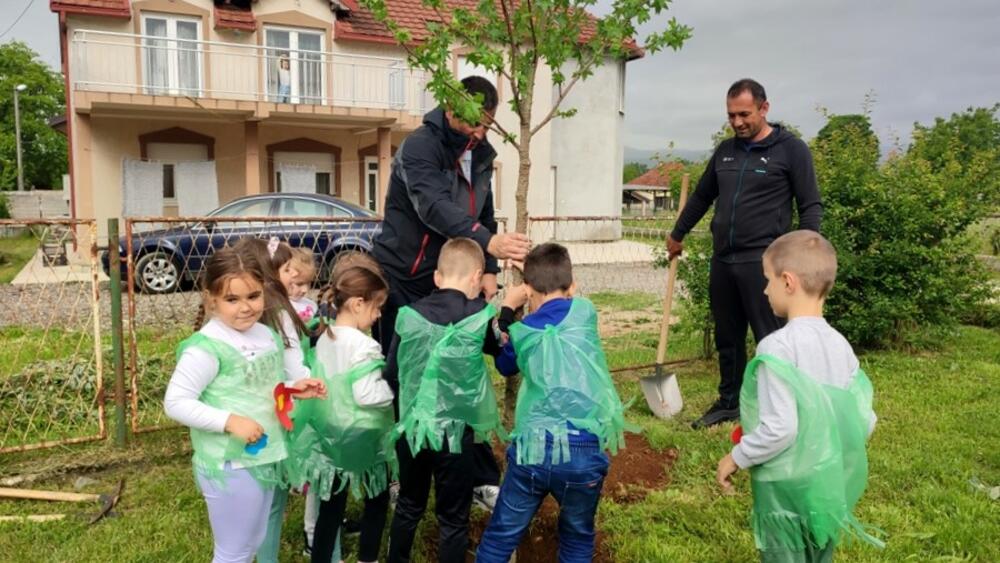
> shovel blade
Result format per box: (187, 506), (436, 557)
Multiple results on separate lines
(639, 372), (683, 419)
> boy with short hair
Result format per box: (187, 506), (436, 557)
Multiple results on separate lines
(385, 237), (505, 563)
(716, 230), (881, 562)
(476, 242), (630, 563)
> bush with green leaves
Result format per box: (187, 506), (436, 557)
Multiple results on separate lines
(815, 108), (999, 348)
(669, 107), (999, 351)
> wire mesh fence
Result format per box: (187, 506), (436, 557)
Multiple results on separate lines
(525, 215), (686, 373)
(0, 219), (106, 453)
(121, 216), (384, 433)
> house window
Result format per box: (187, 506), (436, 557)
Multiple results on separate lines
(142, 13), (202, 96)
(162, 163), (175, 199)
(363, 157), (380, 212)
(618, 61), (626, 115)
(274, 151), (336, 194)
(265, 27), (325, 104)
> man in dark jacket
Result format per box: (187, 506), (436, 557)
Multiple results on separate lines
(372, 76), (530, 509)
(668, 78), (823, 429)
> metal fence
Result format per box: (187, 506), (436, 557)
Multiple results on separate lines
(121, 216), (385, 433)
(1, 213), (685, 453)
(0, 219), (106, 453)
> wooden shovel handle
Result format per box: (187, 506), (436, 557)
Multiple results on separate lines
(0, 487), (100, 503)
(656, 174), (690, 365)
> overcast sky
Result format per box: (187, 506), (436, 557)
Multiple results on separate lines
(6, 0), (1000, 151)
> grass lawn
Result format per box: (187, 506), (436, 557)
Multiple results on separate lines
(1, 317), (997, 561)
(0, 231), (38, 284)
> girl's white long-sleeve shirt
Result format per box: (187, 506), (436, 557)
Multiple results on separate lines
(314, 326), (394, 408)
(279, 309), (312, 382)
(164, 318), (280, 433)
(731, 316), (878, 469)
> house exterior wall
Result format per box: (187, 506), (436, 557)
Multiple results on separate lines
(59, 0), (631, 243)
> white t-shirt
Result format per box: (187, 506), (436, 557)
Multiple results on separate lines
(314, 326), (394, 408)
(731, 316), (877, 469)
(164, 318), (279, 433)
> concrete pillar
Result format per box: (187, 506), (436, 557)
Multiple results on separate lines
(245, 121), (261, 194)
(377, 126), (391, 215)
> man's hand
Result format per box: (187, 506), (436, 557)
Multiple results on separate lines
(667, 236), (684, 260)
(225, 414), (265, 444)
(482, 273), (499, 300)
(716, 453), (739, 493)
(290, 378), (327, 399)
(503, 283), (529, 310)
(488, 232), (531, 261)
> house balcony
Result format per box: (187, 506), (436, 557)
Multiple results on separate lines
(69, 29), (431, 127)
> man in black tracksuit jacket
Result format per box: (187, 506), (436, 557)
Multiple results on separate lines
(668, 79), (823, 429)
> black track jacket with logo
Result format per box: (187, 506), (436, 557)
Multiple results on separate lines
(670, 125), (822, 262)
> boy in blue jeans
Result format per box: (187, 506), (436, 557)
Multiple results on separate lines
(476, 243), (630, 563)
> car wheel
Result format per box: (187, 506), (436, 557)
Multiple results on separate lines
(135, 251), (181, 294)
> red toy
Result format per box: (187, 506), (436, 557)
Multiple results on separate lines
(274, 383), (306, 431)
(730, 425), (743, 444)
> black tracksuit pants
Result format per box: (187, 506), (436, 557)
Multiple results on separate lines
(312, 477), (390, 563)
(387, 431), (476, 563)
(709, 258), (783, 408)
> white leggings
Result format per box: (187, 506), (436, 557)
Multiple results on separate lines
(196, 466), (275, 563)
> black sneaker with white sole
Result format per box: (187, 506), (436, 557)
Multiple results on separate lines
(691, 400), (740, 429)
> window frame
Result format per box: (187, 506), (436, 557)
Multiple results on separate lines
(140, 12), (203, 97)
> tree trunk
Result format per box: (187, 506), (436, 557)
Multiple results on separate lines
(503, 86), (534, 427)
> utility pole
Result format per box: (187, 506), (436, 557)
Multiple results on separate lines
(14, 84), (28, 191)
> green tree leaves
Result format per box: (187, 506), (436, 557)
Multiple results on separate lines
(0, 41), (67, 191)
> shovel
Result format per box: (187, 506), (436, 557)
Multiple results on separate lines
(640, 174), (689, 419)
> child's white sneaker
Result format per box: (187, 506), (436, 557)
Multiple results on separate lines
(473, 485), (500, 511)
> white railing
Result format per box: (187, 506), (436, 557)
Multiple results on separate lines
(71, 29), (430, 114)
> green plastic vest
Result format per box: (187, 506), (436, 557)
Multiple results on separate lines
(286, 359), (396, 500)
(301, 317), (320, 369)
(176, 329), (288, 487)
(393, 304), (505, 455)
(508, 298), (631, 465)
(740, 354), (883, 553)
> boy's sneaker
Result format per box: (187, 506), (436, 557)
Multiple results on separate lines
(691, 400), (739, 429)
(473, 485), (500, 511)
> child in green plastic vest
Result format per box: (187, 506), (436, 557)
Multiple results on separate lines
(164, 247), (326, 563)
(476, 242), (630, 563)
(716, 230), (881, 563)
(385, 237), (505, 563)
(288, 257), (396, 563)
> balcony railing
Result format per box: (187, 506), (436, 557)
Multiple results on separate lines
(71, 29), (434, 114)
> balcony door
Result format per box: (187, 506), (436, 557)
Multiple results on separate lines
(142, 13), (201, 96)
(265, 27), (325, 105)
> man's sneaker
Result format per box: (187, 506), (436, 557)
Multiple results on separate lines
(473, 485), (500, 511)
(691, 400), (739, 429)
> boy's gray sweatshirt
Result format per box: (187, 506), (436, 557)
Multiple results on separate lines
(731, 316), (877, 469)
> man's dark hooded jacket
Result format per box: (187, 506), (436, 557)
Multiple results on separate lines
(373, 108), (499, 290)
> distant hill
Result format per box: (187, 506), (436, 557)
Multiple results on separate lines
(624, 146), (710, 166)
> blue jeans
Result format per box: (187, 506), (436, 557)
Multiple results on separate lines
(476, 443), (609, 563)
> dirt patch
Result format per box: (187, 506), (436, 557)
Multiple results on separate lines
(597, 309), (663, 339)
(420, 433), (677, 562)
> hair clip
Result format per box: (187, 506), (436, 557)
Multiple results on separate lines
(267, 236), (280, 259)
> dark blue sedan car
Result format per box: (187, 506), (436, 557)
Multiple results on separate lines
(105, 193), (381, 293)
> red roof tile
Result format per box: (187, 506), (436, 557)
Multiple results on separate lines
(627, 162), (684, 187)
(336, 0), (642, 58)
(50, 0), (131, 18)
(215, 4), (256, 31)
